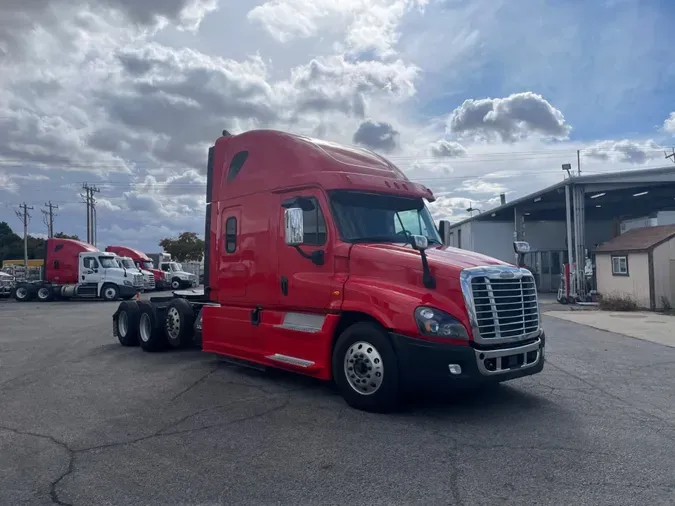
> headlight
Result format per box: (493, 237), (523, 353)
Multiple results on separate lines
(414, 306), (469, 339)
(123, 280), (133, 286)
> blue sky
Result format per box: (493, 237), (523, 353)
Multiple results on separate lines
(0, 0), (674, 251)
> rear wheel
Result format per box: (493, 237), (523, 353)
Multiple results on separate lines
(37, 286), (52, 302)
(138, 302), (167, 352)
(332, 322), (400, 413)
(14, 285), (32, 302)
(164, 298), (195, 349)
(115, 301), (141, 346)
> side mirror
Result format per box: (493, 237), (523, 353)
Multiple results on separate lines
(411, 234), (429, 251)
(513, 241), (531, 254)
(284, 208), (304, 246)
(438, 220), (451, 245)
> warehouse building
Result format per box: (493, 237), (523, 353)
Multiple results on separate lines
(441, 166), (675, 299)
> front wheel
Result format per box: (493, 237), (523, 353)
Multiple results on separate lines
(101, 284), (120, 301)
(171, 278), (181, 290)
(332, 322), (400, 413)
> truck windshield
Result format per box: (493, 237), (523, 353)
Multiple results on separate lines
(99, 257), (119, 269)
(168, 263), (181, 272)
(141, 261), (154, 269)
(330, 190), (442, 245)
(121, 259), (135, 269)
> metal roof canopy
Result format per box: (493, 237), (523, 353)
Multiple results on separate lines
(451, 166), (675, 224)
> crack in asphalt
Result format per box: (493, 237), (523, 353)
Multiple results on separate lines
(170, 365), (220, 401)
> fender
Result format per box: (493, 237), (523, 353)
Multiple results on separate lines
(341, 276), (471, 340)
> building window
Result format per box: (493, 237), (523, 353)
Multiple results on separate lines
(225, 217), (237, 253)
(611, 255), (628, 276)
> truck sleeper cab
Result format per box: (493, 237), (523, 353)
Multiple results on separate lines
(15, 239), (143, 302)
(112, 129), (545, 413)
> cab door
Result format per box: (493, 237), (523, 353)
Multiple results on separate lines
(80, 255), (102, 284)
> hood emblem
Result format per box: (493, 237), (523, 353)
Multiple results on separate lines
(499, 271), (515, 279)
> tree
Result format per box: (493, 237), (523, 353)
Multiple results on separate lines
(0, 221), (46, 263)
(159, 232), (204, 262)
(54, 232), (80, 240)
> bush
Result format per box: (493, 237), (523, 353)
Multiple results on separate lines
(598, 293), (638, 311)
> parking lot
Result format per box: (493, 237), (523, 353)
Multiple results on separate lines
(1, 297), (674, 506)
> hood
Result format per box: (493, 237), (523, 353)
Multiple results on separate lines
(351, 243), (510, 275)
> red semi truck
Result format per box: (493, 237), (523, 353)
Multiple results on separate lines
(14, 238), (144, 302)
(105, 246), (166, 290)
(112, 129), (545, 412)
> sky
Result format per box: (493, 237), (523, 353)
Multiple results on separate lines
(1, 0), (674, 252)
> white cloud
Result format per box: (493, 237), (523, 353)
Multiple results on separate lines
(664, 112), (675, 134)
(448, 92), (572, 143)
(583, 139), (662, 165)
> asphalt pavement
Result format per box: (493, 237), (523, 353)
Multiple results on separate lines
(0, 295), (674, 506)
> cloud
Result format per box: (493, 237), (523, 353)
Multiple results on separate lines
(428, 139), (466, 158)
(448, 92), (571, 143)
(428, 196), (474, 222)
(248, 0), (429, 57)
(352, 119), (400, 152)
(664, 112), (675, 135)
(583, 139), (662, 165)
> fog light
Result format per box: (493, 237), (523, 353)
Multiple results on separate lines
(448, 364), (462, 375)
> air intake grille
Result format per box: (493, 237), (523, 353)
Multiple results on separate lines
(470, 275), (539, 339)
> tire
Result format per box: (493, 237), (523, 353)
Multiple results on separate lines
(101, 283), (120, 302)
(332, 322), (400, 413)
(14, 285), (32, 302)
(115, 301), (141, 346)
(36, 286), (53, 302)
(171, 278), (181, 290)
(558, 296), (568, 304)
(164, 298), (195, 349)
(138, 301), (168, 352)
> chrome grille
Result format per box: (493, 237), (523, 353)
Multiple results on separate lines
(469, 272), (539, 341)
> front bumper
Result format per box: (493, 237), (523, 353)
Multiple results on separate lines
(390, 329), (545, 391)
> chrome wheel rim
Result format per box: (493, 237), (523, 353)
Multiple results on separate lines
(344, 341), (383, 395)
(139, 313), (152, 342)
(166, 307), (180, 340)
(172, 280), (180, 289)
(38, 288), (49, 299)
(16, 287), (27, 299)
(104, 287), (116, 299)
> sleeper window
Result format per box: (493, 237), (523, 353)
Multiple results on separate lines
(225, 217), (237, 253)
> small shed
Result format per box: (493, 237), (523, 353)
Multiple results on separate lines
(594, 224), (675, 310)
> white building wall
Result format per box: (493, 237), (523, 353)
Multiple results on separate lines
(447, 219), (615, 259)
(596, 252), (651, 308)
(652, 236), (675, 309)
(620, 211), (675, 234)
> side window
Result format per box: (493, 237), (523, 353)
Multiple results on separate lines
(301, 197), (327, 246)
(227, 151), (249, 182)
(225, 216), (237, 253)
(161, 264), (171, 272)
(83, 257), (98, 269)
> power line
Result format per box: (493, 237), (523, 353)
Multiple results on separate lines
(14, 203), (33, 268)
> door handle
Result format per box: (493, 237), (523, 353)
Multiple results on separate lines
(280, 276), (288, 296)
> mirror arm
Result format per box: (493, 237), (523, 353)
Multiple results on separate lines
(293, 245), (312, 260)
(419, 250), (436, 289)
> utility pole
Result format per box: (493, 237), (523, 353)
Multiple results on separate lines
(15, 203), (33, 268)
(665, 148), (675, 165)
(577, 149), (581, 176)
(81, 183), (100, 245)
(42, 201), (58, 238)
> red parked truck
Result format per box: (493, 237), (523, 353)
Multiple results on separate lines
(14, 238), (144, 302)
(105, 246), (164, 290)
(112, 129), (545, 412)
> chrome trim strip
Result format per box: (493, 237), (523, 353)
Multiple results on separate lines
(460, 265), (540, 345)
(266, 353), (315, 368)
(474, 338), (543, 376)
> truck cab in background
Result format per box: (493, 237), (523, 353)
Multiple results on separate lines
(105, 246), (165, 291)
(148, 253), (197, 290)
(14, 239), (144, 302)
(116, 256), (156, 292)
